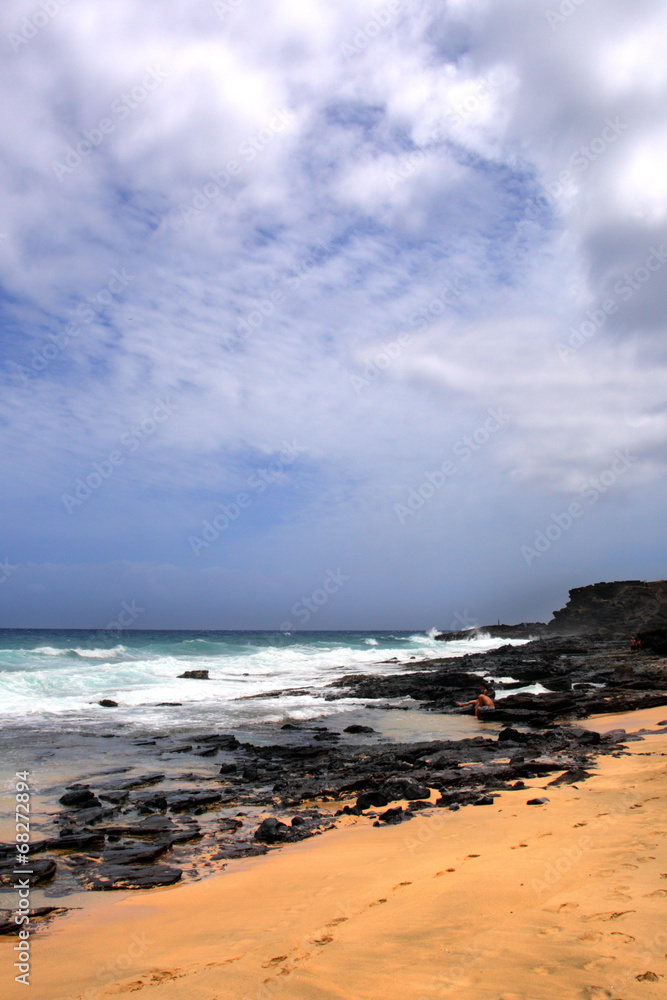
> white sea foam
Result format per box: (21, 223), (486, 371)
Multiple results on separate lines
(494, 682), (551, 700)
(0, 632), (529, 728)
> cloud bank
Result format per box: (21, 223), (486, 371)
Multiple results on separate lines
(0, 0), (665, 628)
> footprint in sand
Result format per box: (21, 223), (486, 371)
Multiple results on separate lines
(106, 970), (184, 994)
(326, 916), (349, 927)
(583, 910), (636, 922)
(609, 932), (635, 944)
(466, 854), (480, 859)
(644, 889), (667, 898)
(312, 934), (334, 946)
(636, 856), (656, 862)
(510, 843), (528, 849)
(582, 987), (614, 999)
(393, 881), (412, 889)
(607, 887), (633, 901)
(262, 956), (289, 968)
(369, 898), (387, 906)
(583, 957), (616, 971)
(433, 868), (456, 876)
(597, 866), (637, 877)
(558, 902), (579, 911)
(574, 822), (588, 828)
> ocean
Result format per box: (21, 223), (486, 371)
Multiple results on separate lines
(0, 628), (530, 733)
(0, 628), (536, 878)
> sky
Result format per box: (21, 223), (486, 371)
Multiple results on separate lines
(0, 0), (665, 630)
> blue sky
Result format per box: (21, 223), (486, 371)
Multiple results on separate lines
(1, 0), (666, 629)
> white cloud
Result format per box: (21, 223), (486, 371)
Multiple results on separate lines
(0, 0), (665, 623)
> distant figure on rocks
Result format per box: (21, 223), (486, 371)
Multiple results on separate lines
(630, 636), (642, 650)
(456, 685), (495, 719)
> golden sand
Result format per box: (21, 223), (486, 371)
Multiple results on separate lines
(4, 707), (667, 1000)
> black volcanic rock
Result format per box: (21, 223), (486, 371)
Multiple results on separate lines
(379, 778), (431, 801)
(436, 623), (546, 641)
(59, 789), (101, 808)
(0, 907), (69, 936)
(48, 833), (105, 852)
(84, 864), (182, 890)
(547, 580), (667, 637)
(548, 768), (592, 786)
(435, 580), (667, 644)
(636, 627), (667, 654)
(497, 728), (529, 743)
(0, 858), (57, 886)
(254, 817), (292, 843)
(178, 669), (209, 679)
(375, 806), (407, 824)
(356, 790), (390, 810)
(103, 841), (172, 865)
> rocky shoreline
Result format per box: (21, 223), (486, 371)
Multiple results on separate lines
(2, 580), (666, 934)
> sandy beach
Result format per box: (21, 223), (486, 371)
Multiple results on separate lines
(4, 706), (665, 1000)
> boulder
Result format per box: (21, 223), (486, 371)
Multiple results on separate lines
(576, 729), (601, 745)
(548, 768), (592, 786)
(380, 778), (431, 802)
(355, 790), (390, 811)
(497, 727), (529, 743)
(254, 817), (292, 844)
(59, 789), (101, 808)
(375, 807), (407, 825)
(178, 670), (209, 679)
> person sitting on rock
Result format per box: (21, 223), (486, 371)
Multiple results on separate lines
(455, 685), (495, 719)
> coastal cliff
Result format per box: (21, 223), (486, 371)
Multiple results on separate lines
(546, 579), (667, 636)
(436, 578), (667, 641)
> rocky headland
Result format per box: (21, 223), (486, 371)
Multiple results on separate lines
(2, 579), (666, 932)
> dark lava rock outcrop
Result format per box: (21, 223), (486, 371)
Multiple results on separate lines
(547, 580), (667, 637)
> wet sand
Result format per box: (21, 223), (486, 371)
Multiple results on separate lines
(3, 707), (667, 1000)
